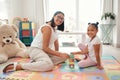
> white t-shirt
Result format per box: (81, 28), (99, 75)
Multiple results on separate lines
(86, 36), (102, 62)
(31, 24), (58, 49)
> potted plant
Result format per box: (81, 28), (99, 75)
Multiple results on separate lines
(101, 12), (116, 24)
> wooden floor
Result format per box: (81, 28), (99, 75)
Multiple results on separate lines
(102, 45), (120, 62)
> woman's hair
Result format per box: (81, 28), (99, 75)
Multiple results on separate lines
(46, 11), (64, 31)
(88, 22), (99, 30)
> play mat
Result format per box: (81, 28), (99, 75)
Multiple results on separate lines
(0, 55), (120, 80)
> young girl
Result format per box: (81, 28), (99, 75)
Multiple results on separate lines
(3, 11), (70, 73)
(71, 22), (103, 70)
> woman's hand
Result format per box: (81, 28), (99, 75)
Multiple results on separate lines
(59, 53), (70, 59)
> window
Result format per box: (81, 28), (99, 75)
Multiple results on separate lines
(44, 0), (101, 47)
(44, 0), (101, 32)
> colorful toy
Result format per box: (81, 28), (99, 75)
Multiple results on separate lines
(69, 53), (75, 69)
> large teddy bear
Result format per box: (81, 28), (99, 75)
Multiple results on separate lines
(0, 24), (29, 63)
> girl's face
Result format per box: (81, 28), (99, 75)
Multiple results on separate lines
(54, 13), (64, 26)
(87, 25), (98, 39)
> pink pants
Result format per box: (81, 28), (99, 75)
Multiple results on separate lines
(78, 43), (97, 68)
(78, 43), (86, 51)
(78, 55), (97, 68)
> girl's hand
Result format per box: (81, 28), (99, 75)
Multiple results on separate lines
(59, 53), (70, 59)
(96, 65), (104, 70)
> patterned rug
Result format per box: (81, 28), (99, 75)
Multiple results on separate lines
(0, 55), (120, 80)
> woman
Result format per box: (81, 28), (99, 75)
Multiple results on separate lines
(3, 11), (70, 73)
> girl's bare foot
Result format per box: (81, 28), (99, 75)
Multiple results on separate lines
(74, 55), (81, 62)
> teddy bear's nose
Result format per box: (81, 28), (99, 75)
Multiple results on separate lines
(6, 40), (10, 42)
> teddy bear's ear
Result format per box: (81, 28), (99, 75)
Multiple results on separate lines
(11, 24), (18, 33)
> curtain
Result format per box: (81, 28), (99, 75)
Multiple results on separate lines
(0, 0), (9, 20)
(34, 0), (45, 30)
(101, 0), (113, 15)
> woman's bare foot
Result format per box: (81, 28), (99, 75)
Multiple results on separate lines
(3, 63), (23, 73)
(3, 64), (14, 73)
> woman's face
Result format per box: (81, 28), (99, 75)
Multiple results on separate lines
(87, 25), (98, 38)
(54, 13), (64, 26)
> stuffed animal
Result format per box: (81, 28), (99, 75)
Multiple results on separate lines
(0, 24), (29, 63)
